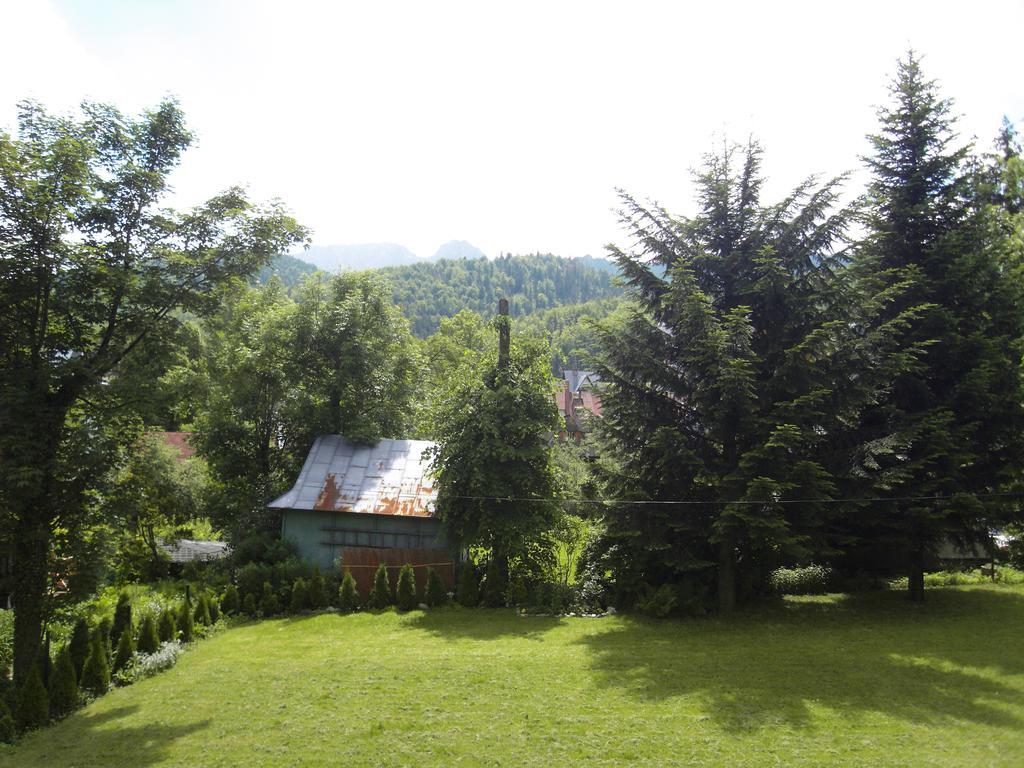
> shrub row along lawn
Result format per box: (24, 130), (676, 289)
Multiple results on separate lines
(3, 585), (1023, 767)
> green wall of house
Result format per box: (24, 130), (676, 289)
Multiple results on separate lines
(280, 509), (446, 570)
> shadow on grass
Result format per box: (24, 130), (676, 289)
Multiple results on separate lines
(405, 607), (566, 641)
(576, 587), (1024, 734)
(1, 705), (211, 768)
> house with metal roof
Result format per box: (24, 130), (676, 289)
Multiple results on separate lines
(268, 435), (448, 574)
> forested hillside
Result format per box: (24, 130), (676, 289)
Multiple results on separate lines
(384, 253), (622, 336)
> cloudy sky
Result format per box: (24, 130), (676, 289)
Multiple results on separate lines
(2, 0), (1022, 259)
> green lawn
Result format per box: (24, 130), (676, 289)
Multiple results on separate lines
(4, 586), (1024, 767)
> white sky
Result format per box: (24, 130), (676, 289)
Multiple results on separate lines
(2, 0), (1022, 259)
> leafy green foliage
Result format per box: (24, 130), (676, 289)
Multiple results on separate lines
(112, 627), (135, 675)
(242, 593), (258, 617)
(290, 579), (310, 613)
(338, 570), (360, 613)
(110, 593), (132, 650)
(193, 594), (212, 626)
(68, 619), (90, 681)
(220, 585), (240, 616)
(259, 582), (279, 617)
(157, 610), (177, 644)
(395, 565), (418, 611)
(368, 564), (393, 609)
(424, 568), (447, 608)
(0, 697), (13, 743)
(0, 98), (307, 684)
(769, 566), (835, 595)
(177, 602), (195, 643)
(14, 665), (48, 732)
(308, 569), (327, 610)
(456, 564), (480, 608)
(48, 648), (78, 719)
(136, 615), (160, 655)
(383, 253), (621, 337)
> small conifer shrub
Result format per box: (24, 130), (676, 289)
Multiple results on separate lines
(80, 633), (111, 696)
(15, 665), (49, 732)
(178, 601), (195, 643)
(69, 617), (90, 680)
(158, 609), (177, 643)
(111, 592), (132, 648)
(194, 594), (212, 626)
(308, 568), (326, 610)
(0, 698), (14, 743)
(259, 581), (279, 616)
(425, 567), (448, 607)
(396, 564), (417, 611)
(137, 614), (160, 655)
(242, 592), (258, 616)
(220, 584), (240, 615)
(368, 563), (393, 609)
(48, 647), (78, 718)
(96, 617), (113, 656)
(290, 578), (309, 613)
(113, 626), (135, 674)
(338, 570), (359, 613)
(457, 564), (480, 607)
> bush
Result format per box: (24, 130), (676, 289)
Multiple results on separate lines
(80, 633), (110, 696)
(158, 609), (177, 643)
(636, 584), (678, 618)
(111, 592), (132, 648)
(177, 601), (195, 643)
(481, 557), (507, 607)
(95, 617), (113, 656)
(338, 570), (359, 613)
(137, 614), (160, 655)
(15, 665), (49, 732)
(456, 563), (480, 608)
(68, 617), (90, 680)
(208, 596), (221, 624)
(505, 576), (528, 608)
(290, 578), (310, 613)
(0, 698), (13, 743)
(424, 567), (447, 608)
(242, 593), (258, 617)
(769, 565), (835, 595)
(260, 581), (279, 617)
(193, 594), (212, 626)
(308, 568), (327, 610)
(395, 564), (417, 611)
(220, 585), (240, 615)
(48, 647), (78, 718)
(112, 626), (135, 674)
(133, 641), (182, 680)
(368, 563), (393, 609)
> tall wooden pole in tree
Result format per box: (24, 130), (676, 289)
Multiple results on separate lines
(497, 298), (510, 372)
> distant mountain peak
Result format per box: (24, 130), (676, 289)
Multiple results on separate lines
(431, 240), (486, 261)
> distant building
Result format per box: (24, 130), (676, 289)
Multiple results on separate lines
(556, 369), (602, 441)
(269, 435), (453, 597)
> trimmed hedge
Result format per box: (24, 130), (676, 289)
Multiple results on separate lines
(395, 564), (417, 611)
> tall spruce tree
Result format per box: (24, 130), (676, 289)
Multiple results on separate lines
(594, 140), (925, 613)
(855, 53), (1024, 601)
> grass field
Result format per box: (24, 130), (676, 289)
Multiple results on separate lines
(4, 585), (1023, 767)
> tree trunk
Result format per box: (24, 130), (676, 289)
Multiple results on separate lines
(718, 534), (737, 614)
(907, 534), (925, 603)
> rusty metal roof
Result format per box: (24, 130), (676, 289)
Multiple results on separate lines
(268, 435), (437, 517)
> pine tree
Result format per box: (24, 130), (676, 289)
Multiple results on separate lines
(136, 615), (160, 655)
(243, 592), (258, 616)
(259, 581), (279, 616)
(111, 592), (132, 648)
(308, 568), (326, 610)
(48, 648), (78, 718)
(95, 618), (112, 657)
(14, 665), (49, 732)
(594, 139), (924, 612)
(208, 596), (220, 624)
(856, 52), (1024, 601)
(368, 563), (393, 609)
(425, 567), (448, 607)
(178, 601), (195, 642)
(456, 563), (480, 608)
(68, 618), (90, 680)
(157, 609), (177, 644)
(220, 585), (240, 615)
(80, 633), (110, 696)
(194, 594), (212, 626)
(338, 569), (359, 613)
(112, 627), (135, 674)
(395, 564), (417, 611)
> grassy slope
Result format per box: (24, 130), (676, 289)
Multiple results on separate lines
(5, 586), (1024, 767)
